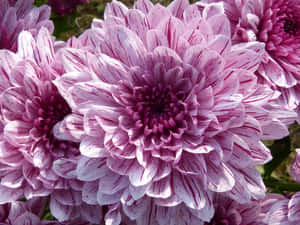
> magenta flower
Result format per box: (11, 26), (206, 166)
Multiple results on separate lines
(0, 28), (102, 224)
(48, 0), (89, 16)
(0, 0), (53, 52)
(54, 0), (295, 220)
(204, 0), (300, 112)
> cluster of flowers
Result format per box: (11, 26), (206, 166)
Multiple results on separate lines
(1, 0), (300, 224)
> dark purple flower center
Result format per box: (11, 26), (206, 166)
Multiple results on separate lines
(33, 90), (78, 157)
(283, 18), (298, 35)
(206, 219), (230, 225)
(258, 0), (300, 55)
(130, 83), (186, 137)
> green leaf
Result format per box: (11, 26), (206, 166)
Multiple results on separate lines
(52, 13), (77, 40)
(34, 0), (48, 7)
(264, 136), (292, 179)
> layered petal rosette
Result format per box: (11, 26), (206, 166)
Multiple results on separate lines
(0, 0), (53, 51)
(54, 0), (295, 221)
(0, 29), (102, 224)
(204, 0), (300, 114)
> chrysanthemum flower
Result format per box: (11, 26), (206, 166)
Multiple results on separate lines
(204, 0), (300, 114)
(54, 0), (295, 220)
(48, 0), (89, 16)
(0, 28), (102, 224)
(0, 0), (53, 51)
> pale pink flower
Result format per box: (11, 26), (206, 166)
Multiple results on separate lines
(0, 0), (53, 51)
(204, 0), (300, 114)
(54, 0), (295, 221)
(0, 28), (102, 223)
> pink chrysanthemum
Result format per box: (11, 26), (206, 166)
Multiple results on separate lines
(0, 29), (102, 224)
(0, 0), (53, 52)
(48, 0), (89, 16)
(204, 0), (300, 113)
(54, 0), (295, 221)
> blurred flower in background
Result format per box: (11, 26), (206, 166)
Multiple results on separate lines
(48, 0), (89, 16)
(0, 0), (53, 51)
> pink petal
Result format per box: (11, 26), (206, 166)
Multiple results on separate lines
(288, 192), (300, 221)
(126, 9), (149, 42)
(225, 42), (264, 72)
(35, 27), (54, 65)
(54, 72), (92, 101)
(98, 170), (129, 194)
(1, 87), (26, 119)
(97, 189), (123, 205)
(146, 176), (172, 199)
(167, 0), (189, 19)
(76, 157), (109, 181)
(80, 203), (103, 224)
(105, 203), (121, 225)
(53, 113), (85, 142)
(147, 4), (172, 28)
(14, 212), (40, 225)
(104, 0), (128, 19)
(49, 197), (73, 222)
(0, 185), (23, 204)
(173, 172), (206, 210)
(17, 31), (35, 59)
(82, 181), (99, 205)
(80, 136), (107, 158)
(52, 189), (82, 206)
(4, 121), (31, 145)
(88, 53), (128, 84)
(122, 195), (150, 220)
(202, 2), (224, 19)
(1, 170), (24, 188)
(52, 158), (77, 179)
(107, 157), (157, 186)
(208, 34), (231, 55)
(206, 161), (235, 192)
(106, 25), (146, 66)
(207, 14), (231, 37)
(146, 29), (169, 51)
(134, 0), (153, 13)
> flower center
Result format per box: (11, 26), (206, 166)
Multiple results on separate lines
(33, 90), (78, 156)
(258, 0), (300, 57)
(131, 83), (186, 137)
(283, 18), (298, 35)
